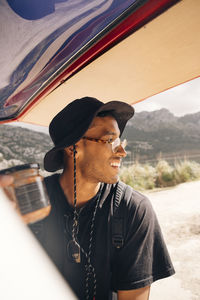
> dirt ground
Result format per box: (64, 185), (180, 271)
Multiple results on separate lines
(145, 180), (200, 300)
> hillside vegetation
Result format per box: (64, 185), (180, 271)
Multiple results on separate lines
(122, 109), (200, 163)
(0, 108), (199, 172)
(0, 125), (53, 169)
(120, 159), (200, 191)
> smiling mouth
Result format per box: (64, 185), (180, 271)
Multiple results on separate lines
(110, 162), (121, 168)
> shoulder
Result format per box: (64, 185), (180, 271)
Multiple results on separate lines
(44, 173), (59, 186)
(44, 173), (61, 206)
(117, 180), (151, 209)
(44, 173), (60, 192)
(116, 181), (155, 223)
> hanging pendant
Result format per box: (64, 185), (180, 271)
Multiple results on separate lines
(67, 240), (81, 263)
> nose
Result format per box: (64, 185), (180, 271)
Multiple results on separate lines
(116, 144), (127, 157)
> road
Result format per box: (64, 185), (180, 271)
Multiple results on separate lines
(145, 180), (200, 300)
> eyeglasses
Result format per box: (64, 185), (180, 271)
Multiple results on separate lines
(82, 136), (127, 153)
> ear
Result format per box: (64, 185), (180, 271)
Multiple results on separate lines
(64, 145), (78, 157)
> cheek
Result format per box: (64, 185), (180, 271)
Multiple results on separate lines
(78, 143), (113, 171)
(86, 152), (111, 173)
(84, 145), (110, 160)
(94, 149), (111, 165)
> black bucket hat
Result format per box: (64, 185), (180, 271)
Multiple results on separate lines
(44, 96), (134, 172)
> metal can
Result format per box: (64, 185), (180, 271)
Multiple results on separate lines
(0, 163), (51, 224)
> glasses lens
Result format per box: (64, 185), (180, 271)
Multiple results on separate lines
(112, 138), (127, 153)
(121, 139), (127, 149)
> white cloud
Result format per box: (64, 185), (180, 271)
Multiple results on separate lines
(135, 77), (200, 116)
(9, 122), (48, 134)
(9, 78), (200, 132)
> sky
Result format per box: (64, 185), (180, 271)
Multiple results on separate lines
(9, 76), (200, 133)
(134, 77), (200, 116)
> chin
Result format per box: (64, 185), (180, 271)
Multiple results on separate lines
(103, 175), (119, 184)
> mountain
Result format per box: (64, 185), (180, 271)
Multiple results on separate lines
(127, 108), (178, 131)
(0, 109), (200, 168)
(0, 125), (53, 169)
(122, 109), (200, 163)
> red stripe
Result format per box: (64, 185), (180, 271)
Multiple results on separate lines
(3, 0), (179, 122)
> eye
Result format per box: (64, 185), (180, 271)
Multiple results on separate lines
(106, 138), (114, 143)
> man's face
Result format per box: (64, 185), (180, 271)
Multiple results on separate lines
(76, 115), (127, 184)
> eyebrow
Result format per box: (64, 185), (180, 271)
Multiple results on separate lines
(87, 126), (120, 137)
(101, 131), (118, 137)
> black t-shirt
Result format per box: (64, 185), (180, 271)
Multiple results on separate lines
(30, 174), (175, 299)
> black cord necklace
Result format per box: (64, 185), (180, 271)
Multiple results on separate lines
(67, 145), (102, 300)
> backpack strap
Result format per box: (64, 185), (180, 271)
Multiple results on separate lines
(111, 181), (132, 249)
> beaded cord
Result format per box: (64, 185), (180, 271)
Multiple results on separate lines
(72, 145), (79, 244)
(72, 145), (102, 300)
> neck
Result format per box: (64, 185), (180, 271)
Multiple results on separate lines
(59, 170), (101, 207)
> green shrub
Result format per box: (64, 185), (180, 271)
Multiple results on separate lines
(174, 160), (200, 183)
(120, 163), (156, 191)
(120, 159), (200, 191)
(155, 160), (175, 187)
(120, 166), (134, 187)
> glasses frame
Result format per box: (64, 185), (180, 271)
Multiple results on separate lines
(82, 136), (127, 153)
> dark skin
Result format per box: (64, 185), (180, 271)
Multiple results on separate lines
(0, 117), (150, 299)
(59, 115), (150, 299)
(0, 175), (13, 187)
(60, 115), (126, 206)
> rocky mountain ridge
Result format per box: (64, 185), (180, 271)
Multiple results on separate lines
(0, 108), (199, 168)
(123, 109), (200, 162)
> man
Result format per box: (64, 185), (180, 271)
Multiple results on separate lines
(30, 97), (175, 300)
(0, 175), (13, 187)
